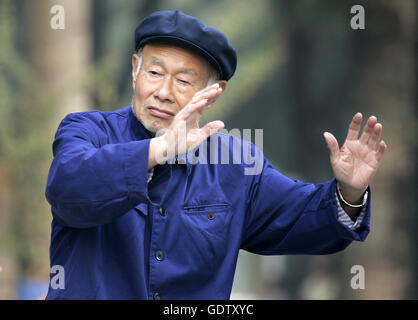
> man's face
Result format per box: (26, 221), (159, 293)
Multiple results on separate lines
(132, 43), (213, 133)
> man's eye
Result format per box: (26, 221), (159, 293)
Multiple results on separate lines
(178, 79), (190, 85)
(149, 71), (159, 76)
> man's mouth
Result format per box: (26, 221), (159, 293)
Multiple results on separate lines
(148, 106), (175, 119)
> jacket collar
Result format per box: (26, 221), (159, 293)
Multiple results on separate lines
(129, 106), (153, 140)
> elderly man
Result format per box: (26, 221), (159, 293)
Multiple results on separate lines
(45, 10), (386, 299)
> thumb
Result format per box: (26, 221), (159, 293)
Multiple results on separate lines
(187, 121), (225, 151)
(323, 131), (340, 160)
(200, 120), (225, 139)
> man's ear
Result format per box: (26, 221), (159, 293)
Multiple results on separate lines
(217, 80), (227, 91)
(132, 53), (139, 89)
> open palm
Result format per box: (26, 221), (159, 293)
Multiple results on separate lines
(323, 113), (387, 196)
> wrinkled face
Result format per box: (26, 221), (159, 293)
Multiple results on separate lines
(132, 43), (213, 133)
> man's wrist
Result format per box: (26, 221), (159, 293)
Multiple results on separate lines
(148, 135), (169, 169)
(337, 181), (367, 205)
(336, 182), (368, 221)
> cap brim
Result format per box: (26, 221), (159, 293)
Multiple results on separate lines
(137, 35), (223, 80)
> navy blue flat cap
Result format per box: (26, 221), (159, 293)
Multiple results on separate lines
(134, 10), (237, 81)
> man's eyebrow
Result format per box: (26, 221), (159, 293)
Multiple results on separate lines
(177, 68), (197, 76)
(148, 57), (197, 76)
(149, 58), (164, 66)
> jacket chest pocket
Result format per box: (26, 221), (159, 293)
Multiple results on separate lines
(183, 203), (230, 221)
(180, 203), (231, 267)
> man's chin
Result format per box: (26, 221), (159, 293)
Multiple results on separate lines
(143, 121), (169, 137)
(134, 109), (170, 136)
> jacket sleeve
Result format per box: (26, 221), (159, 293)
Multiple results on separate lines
(45, 112), (151, 228)
(241, 151), (371, 255)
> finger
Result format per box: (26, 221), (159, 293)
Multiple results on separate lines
(323, 132), (340, 160)
(198, 86), (222, 101)
(177, 86), (223, 124)
(193, 83), (220, 99)
(205, 89), (222, 106)
(184, 89), (222, 119)
(200, 120), (225, 139)
(198, 103), (214, 114)
(346, 112), (362, 141)
(186, 120), (225, 151)
(198, 89), (222, 111)
(375, 140), (387, 162)
(359, 116), (377, 144)
(367, 122), (382, 150)
(180, 98), (209, 120)
(190, 87), (222, 106)
(196, 100), (215, 117)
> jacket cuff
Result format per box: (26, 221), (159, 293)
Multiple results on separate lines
(325, 178), (371, 242)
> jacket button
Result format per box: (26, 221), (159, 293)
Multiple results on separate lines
(208, 212), (215, 220)
(154, 292), (161, 300)
(159, 207), (166, 216)
(155, 250), (164, 261)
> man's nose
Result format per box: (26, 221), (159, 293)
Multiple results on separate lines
(154, 77), (174, 103)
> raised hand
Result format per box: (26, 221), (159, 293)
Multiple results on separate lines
(169, 83), (224, 153)
(149, 83), (224, 168)
(323, 112), (387, 203)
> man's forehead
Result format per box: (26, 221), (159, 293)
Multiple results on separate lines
(142, 43), (211, 75)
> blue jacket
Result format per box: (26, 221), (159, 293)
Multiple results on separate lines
(45, 106), (370, 299)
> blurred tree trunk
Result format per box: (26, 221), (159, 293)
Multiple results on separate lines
(9, 0), (92, 289)
(26, 0), (92, 124)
